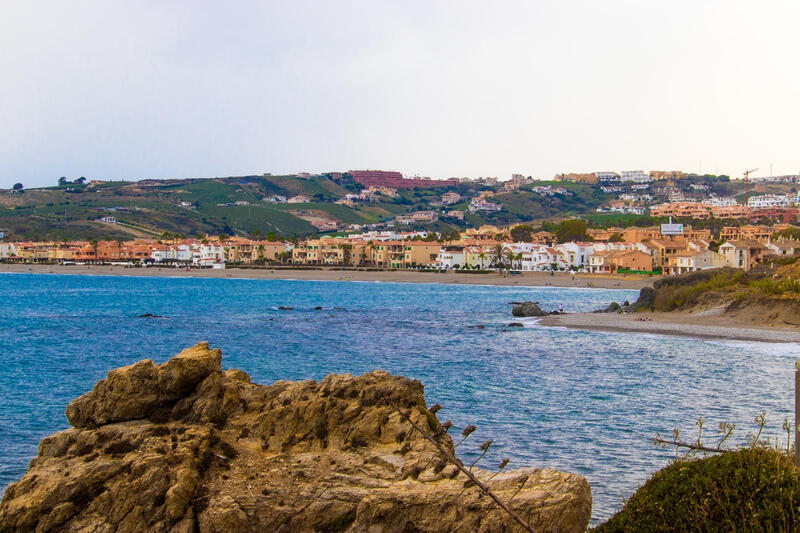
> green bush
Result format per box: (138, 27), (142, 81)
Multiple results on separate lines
(594, 448), (800, 532)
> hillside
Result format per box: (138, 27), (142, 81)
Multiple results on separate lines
(638, 259), (800, 326)
(0, 175), (375, 240)
(0, 174), (610, 241)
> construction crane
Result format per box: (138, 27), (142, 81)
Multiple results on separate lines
(743, 168), (758, 202)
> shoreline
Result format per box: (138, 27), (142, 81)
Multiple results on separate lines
(538, 311), (800, 343)
(0, 263), (652, 290)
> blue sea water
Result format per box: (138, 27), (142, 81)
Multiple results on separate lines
(1, 273), (798, 523)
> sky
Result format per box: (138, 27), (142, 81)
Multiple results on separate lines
(1, 1), (799, 188)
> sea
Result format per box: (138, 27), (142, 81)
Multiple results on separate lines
(1, 272), (798, 524)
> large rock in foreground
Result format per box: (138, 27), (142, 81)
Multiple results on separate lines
(0, 343), (591, 532)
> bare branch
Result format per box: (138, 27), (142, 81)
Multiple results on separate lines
(653, 437), (731, 454)
(387, 402), (535, 533)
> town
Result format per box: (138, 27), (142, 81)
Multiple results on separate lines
(1, 218), (797, 276)
(2, 168), (800, 275)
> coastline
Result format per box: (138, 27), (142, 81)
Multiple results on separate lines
(538, 311), (800, 343)
(0, 263), (653, 290)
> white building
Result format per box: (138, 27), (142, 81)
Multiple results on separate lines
(747, 194), (792, 208)
(469, 198), (502, 212)
(437, 246), (466, 268)
(194, 244), (226, 266)
(556, 242), (594, 269)
(0, 242), (15, 259)
(596, 172), (620, 183)
(151, 244), (192, 263)
(502, 243), (567, 271)
(702, 197), (738, 207)
(619, 170), (652, 183)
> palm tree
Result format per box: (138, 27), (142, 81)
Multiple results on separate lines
(341, 243), (353, 266)
(89, 238), (99, 263)
(478, 251), (486, 270)
(491, 244), (505, 271)
(513, 252), (523, 270)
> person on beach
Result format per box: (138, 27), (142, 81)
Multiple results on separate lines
(559, 303), (564, 314)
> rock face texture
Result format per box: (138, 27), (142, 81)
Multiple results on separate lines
(511, 302), (547, 317)
(0, 343), (592, 533)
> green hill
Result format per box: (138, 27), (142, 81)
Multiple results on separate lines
(0, 174), (617, 241)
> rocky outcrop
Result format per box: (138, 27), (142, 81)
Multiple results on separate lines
(594, 302), (622, 314)
(626, 286), (658, 311)
(511, 302), (547, 317)
(0, 343), (592, 533)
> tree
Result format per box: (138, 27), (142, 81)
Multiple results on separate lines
(76, 177), (86, 184)
(341, 243), (353, 265)
(218, 233), (230, 242)
(491, 243), (512, 272)
(12, 183), (23, 191)
(609, 233), (624, 242)
(89, 239), (99, 262)
(775, 227), (800, 240)
(510, 224), (533, 243)
(554, 219), (590, 243)
(58, 177), (68, 186)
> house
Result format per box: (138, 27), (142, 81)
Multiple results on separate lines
(664, 249), (729, 276)
(765, 239), (799, 258)
(589, 249), (653, 273)
(0, 242), (15, 260)
(462, 245), (497, 269)
(437, 246), (466, 269)
(469, 198), (502, 212)
(441, 192), (461, 205)
(718, 240), (768, 270)
(195, 244), (226, 266)
(287, 195), (311, 204)
(556, 242), (594, 270)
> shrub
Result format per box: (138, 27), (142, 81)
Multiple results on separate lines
(653, 270), (743, 311)
(594, 448), (800, 532)
(751, 277), (800, 296)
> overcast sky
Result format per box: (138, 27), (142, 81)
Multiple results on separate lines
(1, 1), (798, 188)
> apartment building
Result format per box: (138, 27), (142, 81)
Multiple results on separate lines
(720, 225), (774, 241)
(620, 170), (651, 183)
(747, 194), (792, 208)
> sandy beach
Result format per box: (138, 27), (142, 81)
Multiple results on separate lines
(538, 311), (800, 343)
(0, 263), (653, 290)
